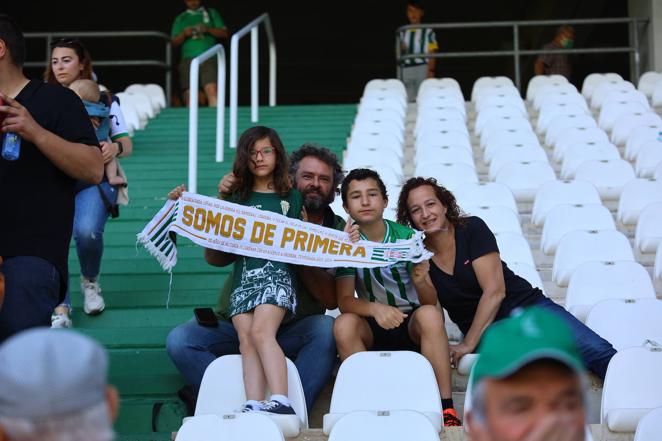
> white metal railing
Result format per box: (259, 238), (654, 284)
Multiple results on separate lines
(229, 13), (277, 148)
(188, 44), (226, 193)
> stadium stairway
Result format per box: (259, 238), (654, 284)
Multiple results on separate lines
(66, 104), (357, 440)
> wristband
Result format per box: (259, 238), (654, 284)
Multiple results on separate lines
(116, 141), (124, 157)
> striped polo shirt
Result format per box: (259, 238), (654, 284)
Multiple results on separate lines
(400, 27), (439, 66)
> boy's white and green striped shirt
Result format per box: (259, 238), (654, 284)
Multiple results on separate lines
(336, 219), (419, 311)
(400, 28), (439, 66)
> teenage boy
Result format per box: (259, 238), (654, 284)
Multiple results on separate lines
(333, 168), (461, 426)
(399, 0), (438, 101)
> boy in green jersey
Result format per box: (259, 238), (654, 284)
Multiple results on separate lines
(334, 168), (461, 426)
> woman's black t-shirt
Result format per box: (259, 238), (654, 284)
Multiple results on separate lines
(429, 216), (545, 335)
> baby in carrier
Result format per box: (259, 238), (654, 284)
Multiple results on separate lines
(69, 79), (126, 186)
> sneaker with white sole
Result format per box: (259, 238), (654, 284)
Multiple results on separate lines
(82, 278), (105, 315)
(258, 400), (296, 416)
(51, 311), (72, 328)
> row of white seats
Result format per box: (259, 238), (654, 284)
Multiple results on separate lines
(636, 70), (662, 106)
(113, 83), (166, 135)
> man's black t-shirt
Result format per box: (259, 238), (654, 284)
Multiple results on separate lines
(0, 80), (99, 295)
(429, 216), (545, 335)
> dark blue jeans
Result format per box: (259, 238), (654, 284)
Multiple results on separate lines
(0, 256), (61, 342)
(166, 314), (337, 411)
(533, 297), (616, 379)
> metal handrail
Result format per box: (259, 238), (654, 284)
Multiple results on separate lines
(188, 44), (226, 194)
(395, 17), (649, 92)
(229, 13), (277, 148)
(24, 31), (172, 103)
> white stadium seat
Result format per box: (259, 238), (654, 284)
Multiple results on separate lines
(508, 262), (544, 292)
(481, 119), (534, 148)
(360, 95), (406, 114)
(195, 355), (306, 437)
(475, 93), (526, 115)
(415, 145), (475, 169)
(532, 83), (579, 111)
(625, 126), (660, 161)
(417, 128), (469, 148)
(601, 345), (662, 432)
(545, 113), (597, 147)
(344, 150), (402, 175)
(356, 108), (405, 129)
(415, 162), (478, 191)
(553, 230), (634, 287)
(611, 112), (662, 146)
(483, 129), (540, 160)
(418, 77), (463, 99)
(478, 114), (531, 139)
(323, 351), (442, 434)
(328, 410), (438, 441)
(417, 93), (465, 113)
(495, 161), (556, 203)
(586, 298), (662, 351)
(635, 202), (662, 253)
(453, 182), (519, 215)
(143, 83), (167, 111)
(494, 232), (535, 267)
(176, 414), (284, 441)
(590, 80), (635, 110)
(537, 102), (588, 135)
(489, 145), (548, 180)
(651, 80), (662, 106)
(364, 79), (406, 97)
(602, 88), (650, 109)
(635, 141), (662, 178)
(617, 179), (662, 225)
(348, 133), (403, 158)
(463, 205), (522, 235)
(560, 142), (621, 180)
(565, 261), (656, 322)
(471, 76), (515, 102)
(352, 121), (404, 143)
(415, 113), (466, 137)
(475, 107), (527, 136)
(553, 127), (610, 162)
(526, 74), (568, 101)
(656, 242), (662, 281)
(475, 86), (522, 111)
(531, 180), (602, 227)
(538, 90), (588, 113)
(540, 204), (615, 255)
(581, 73), (623, 99)
(574, 159), (636, 200)
(598, 100), (649, 131)
(634, 407), (662, 441)
(656, 162), (662, 180)
(637, 71), (662, 98)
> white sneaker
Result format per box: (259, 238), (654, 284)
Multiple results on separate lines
(82, 278), (106, 315)
(51, 311), (72, 328)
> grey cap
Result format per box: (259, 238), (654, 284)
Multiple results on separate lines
(0, 329), (108, 418)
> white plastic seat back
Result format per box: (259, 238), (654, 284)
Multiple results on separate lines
(489, 145), (548, 179)
(582, 73), (623, 99)
(476, 107), (527, 136)
(415, 145), (475, 168)
(483, 129), (540, 160)
(176, 414), (284, 441)
(635, 202), (662, 253)
(545, 114), (597, 146)
(495, 232), (535, 267)
(599, 100), (649, 131)
(328, 410), (438, 441)
(477, 114), (530, 139)
(566, 261), (656, 322)
(454, 182), (518, 215)
(196, 355), (307, 433)
(651, 80), (662, 106)
(553, 127), (610, 162)
(560, 143), (621, 179)
(657, 242), (662, 281)
(656, 163), (662, 181)
(360, 95), (406, 113)
(625, 126), (660, 161)
(417, 93), (465, 113)
(364, 79), (406, 97)
(415, 162), (478, 191)
(617, 179), (662, 225)
(495, 161), (556, 203)
(602, 89), (650, 109)
(537, 102), (588, 134)
(541, 204), (615, 255)
(634, 407), (662, 441)
(635, 141), (662, 178)
(475, 93), (526, 115)
(601, 345), (662, 432)
(574, 159), (636, 200)
(418, 77), (462, 98)
(526, 74), (568, 101)
(531, 180), (601, 227)
(611, 112), (662, 146)
(471, 77), (515, 102)
(356, 109), (405, 131)
(481, 120), (534, 148)
(508, 262), (544, 292)
(464, 205), (522, 235)
(144, 83), (167, 110)
(415, 113), (466, 137)
(533, 83), (579, 110)
(345, 150), (402, 174)
(552, 230), (634, 287)
(417, 128), (469, 148)
(591, 80), (635, 109)
(323, 351), (442, 434)
(637, 71), (662, 97)
(586, 298), (662, 351)
(352, 121), (404, 143)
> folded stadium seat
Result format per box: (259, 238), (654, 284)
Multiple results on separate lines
(565, 261), (656, 322)
(475, 106), (527, 136)
(532, 83), (580, 111)
(453, 182), (519, 215)
(574, 159), (635, 200)
(143, 83), (167, 111)
(538, 90), (589, 113)
(360, 95), (407, 114)
(537, 102), (588, 135)
(470, 76), (515, 103)
(475, 92), (527, 115)
(416, 129), (471, 151)
(351, 121), (404, 144)
(526, 74), (568, 102)
(414, 112), (466, 138)
(582, 73), (623, 99)
(194, 355), (305, 437)
(475, 114), (530, 139)
(545, 113), (598, 147)
(598, 101), (650, 132)
(634, 407), (662, 441)
(175, 414), (284, 441)
(463, 205), (522, 235)
(121, 91), (156, 121)
(125, 84), (160, 115)
(601, 345), (662, 432)
(417, 77), (462, 99)
(415, 162), (478, 192)
(414, 145), (475, 169)
(495, 161), (556, 203)
(322, 351), (443, 434)
(508, 262), (545, 292)
(346, 142), (403, 165)
(634, 202), (662, 253)
(590, 80), (635, 110)
(115, 92), (147, 131)
(417, 91), (465, 110)
(656, 242), (662, 281)
(494, 231), (535, 267)
(635, 141), (662, 178)
(586, 298), (662, 351)
(637, 71), (662, 98)
(481, 120), (535, 150)
(617, 179), (662, 225)
(363, 79), (407, 98)
(611, 111), (662, 146)
(560, 142), (621, 179)
(362, 90), (407, 111)
(552, 230), (634, 287)
(553, 126), (610, 163)
(483, 131), (541, 162)
(488, 145), (548, 180)
(651, 80), (662, 107)
(540, 204), (616, 255)
(327, 410), (438, 441)
(625, 126), (660, 161)
(356, 107), (405, 127)
(602, 88), (650, 109)
(531, 180), (601, 227)
(348, 132), (403, 158)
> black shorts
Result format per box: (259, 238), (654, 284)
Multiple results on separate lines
(365, 309), (420, 351)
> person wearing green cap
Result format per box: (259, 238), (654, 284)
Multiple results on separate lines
(465, 307), (587, 441)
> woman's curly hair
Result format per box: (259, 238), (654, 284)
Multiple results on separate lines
(396, 177), (465, 229)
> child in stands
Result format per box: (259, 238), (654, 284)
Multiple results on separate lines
(399, 0), (438, 101)
(168, 126), (302, 416)
(332, 168), (462, 427)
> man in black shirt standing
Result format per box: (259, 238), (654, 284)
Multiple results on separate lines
(0, 15), (103, 342)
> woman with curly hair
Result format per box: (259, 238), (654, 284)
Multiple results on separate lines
(397, 177), (616, 380)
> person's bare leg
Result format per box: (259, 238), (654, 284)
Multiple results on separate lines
(204, 83), (218, 107)
(232, 312), (266, 401)
(409, 305), (453, 400)
(106, 160), (126, 186)
(250, 304), (287, 395)
(333, 313), (373, 361)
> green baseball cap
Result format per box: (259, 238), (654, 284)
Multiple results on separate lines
(471, 306), (585, 387)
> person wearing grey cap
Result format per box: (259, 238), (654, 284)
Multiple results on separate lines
(0, 329), (119, 441)
(465, 306), (587, 441)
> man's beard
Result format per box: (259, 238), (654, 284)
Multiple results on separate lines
(302, 188), (333, 211)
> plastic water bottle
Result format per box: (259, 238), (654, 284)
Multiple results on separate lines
(1, 132), (21, 161)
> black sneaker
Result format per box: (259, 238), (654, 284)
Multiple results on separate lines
(238, 403), (260, 413)
(259, 400), (296, 415)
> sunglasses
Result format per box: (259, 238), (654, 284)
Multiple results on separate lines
(50, 37), (83, 49)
